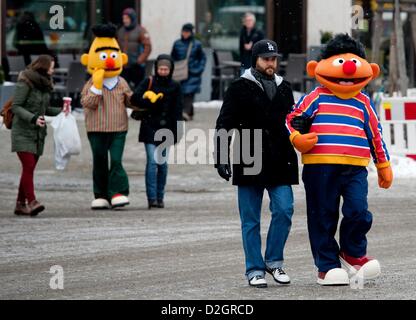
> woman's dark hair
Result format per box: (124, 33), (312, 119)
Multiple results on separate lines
(28, 55), (54, 75)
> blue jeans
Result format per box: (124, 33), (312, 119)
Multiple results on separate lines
(145, 143), (169, 201)
(237, 185), (294, 280)
(302, 165), (373, 273)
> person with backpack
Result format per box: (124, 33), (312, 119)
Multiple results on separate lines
(10, 55), (68, 216)
(131, 54), (183, 209)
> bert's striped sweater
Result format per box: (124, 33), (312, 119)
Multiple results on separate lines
(81, 76), (133, 133)
(286, 87), (390, 168)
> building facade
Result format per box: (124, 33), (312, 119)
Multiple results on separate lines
(1, 0), (355, 59)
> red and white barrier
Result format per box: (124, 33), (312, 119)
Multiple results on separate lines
(379, 96), (416, 160)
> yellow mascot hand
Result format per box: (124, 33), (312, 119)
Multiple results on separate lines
(377, 165), (393, 189)
(92, 69), (105, 90)
(143, 91), (164, 104)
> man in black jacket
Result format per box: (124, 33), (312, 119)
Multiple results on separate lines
(214, 40), (298, 288)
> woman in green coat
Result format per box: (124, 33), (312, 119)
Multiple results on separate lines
(11, 55), (66, 216)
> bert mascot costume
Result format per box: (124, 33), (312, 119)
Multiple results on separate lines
(81, 24), (133, 210)
(286, 34), (393, 286)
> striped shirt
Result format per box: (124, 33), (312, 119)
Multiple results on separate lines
(81, 76), (133, 132)
(286, 86), (390, 168)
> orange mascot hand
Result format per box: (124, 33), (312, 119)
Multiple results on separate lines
(377, 165), (393, 189)
(292, 132), (318, 153)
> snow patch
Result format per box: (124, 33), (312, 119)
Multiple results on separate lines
(194, 101), (222, 109)
(368, 155), (416, 177)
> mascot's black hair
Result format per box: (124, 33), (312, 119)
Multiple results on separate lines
(92, 24), (117, 38)
(320, 33), (366, 60)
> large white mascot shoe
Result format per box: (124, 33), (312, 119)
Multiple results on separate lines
(317, 268), (350, 286)
(340, 252), (381, 280)
(91, 198), (110, 210)
(111, 194), (129, 209)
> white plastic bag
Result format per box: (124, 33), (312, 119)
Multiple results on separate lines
(51, 112), (82, 170)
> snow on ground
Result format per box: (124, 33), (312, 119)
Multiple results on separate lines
(368, 155), (416, 177)
(194, 100), (223, 109)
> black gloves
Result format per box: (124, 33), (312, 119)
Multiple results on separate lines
(217, 164), (232, 182)
(291, 116), (313, 134)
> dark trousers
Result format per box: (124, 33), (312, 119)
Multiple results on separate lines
(17, 152), (39, 203)
(183, 93), (195, 117)
(87, 132), (129, 200)
(302, 164), (373, 273)
(121, 64), (145, 89)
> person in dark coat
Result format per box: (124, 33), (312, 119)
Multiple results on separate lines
(13, 11), (50, 66)
(214, 40), (298, 288)
(171, 23), (206, 121)
(11, 55), (67, 216)
(131, 54), (183, 209)
(239, 12), (264, 74)
(117, 8), (152, 89)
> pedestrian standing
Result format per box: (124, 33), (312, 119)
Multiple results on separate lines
(131, 54), (183, 209)
(117, 8), (152, 89)
(11, 55), (68, 216)
(171, 23), (206, 121)
(239, 12), (264, 74)
(214, 40), (298, 288)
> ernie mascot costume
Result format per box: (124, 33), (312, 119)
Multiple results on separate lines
(80, 24), (134, 210)
(286, 34), (393, 286)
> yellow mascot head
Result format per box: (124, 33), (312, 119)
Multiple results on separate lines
(81, 24), (128, 78)
(306, 34), (380, 100)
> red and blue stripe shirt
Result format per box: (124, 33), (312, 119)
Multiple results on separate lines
(286, 87), (390, 167)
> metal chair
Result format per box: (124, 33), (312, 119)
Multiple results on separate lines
(57, 54), (75, 69)
(54, 61), (86, 97)
(285, 53), (307, 92)
(7, 56), (26, 82)
(212, 50), (238, 99)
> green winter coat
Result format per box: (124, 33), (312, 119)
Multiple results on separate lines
(11, 69), (61, 156)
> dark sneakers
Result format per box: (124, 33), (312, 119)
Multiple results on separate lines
(157, 199), (165, 208)
(248, 275), (268, 288)
(148, 199), (165, 209)
(148, 200), (159, 209)
(266, 267), (291, 284)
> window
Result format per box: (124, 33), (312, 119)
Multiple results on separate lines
(196, 0), (266, 57)
(6, 0), (89, 54)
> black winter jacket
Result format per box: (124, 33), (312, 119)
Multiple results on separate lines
(131, 55), (183, 146)
(215, 69), (299, 186)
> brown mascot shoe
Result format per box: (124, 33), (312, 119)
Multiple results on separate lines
(28, 200), (45, 217)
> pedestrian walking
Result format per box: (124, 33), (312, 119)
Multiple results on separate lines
(117, 8), (152, 89)
(214, 40), (298, 288)
(81, 24), (133, 210)
(131, 54), (183, 209)
(11, 55), (68, 216)
(171, 23), (206, 121)
(286, 34), (393, 286)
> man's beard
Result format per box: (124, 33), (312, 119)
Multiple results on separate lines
(257, 65), (276, 77)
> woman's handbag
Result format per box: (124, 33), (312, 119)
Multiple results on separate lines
(172, 42), (193, 82)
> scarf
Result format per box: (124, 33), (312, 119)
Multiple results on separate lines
(251, 67), (277, 101)
(19, 69), (53, 92)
